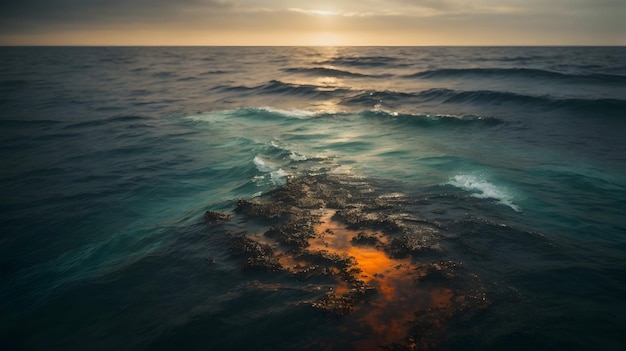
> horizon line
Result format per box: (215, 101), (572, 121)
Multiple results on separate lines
(2, 44), (625, 48)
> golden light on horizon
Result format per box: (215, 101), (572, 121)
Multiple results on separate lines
(309, 9), (340, 16)
(307, 32), (346, 46)
(288, 8), (340, 17)
(1, 1), (623, 46)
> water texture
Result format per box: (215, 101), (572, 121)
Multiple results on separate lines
(1, 47), (625, 350)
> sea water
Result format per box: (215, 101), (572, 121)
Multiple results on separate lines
(1, 47), (625, 350)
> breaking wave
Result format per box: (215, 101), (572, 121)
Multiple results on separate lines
(447, 174), (521, 212)
(211, 80), (350, 98)
(282, 67), (390, 78)
(407, 68), (626, 84)
(253, 155), (288, 185)
(415, 88), (626, 113)
(317, 55), (403, 67)
(363, 110), (504, 127)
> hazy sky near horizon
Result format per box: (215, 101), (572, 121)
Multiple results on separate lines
(0, 0), (624, 45)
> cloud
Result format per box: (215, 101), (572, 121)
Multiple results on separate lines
(287, 7), (397, 18)
(388, 0), (457, 11)
(288, 8), (340, 16)
(0, 0), (623, 45)
(0, 0), (233, 32)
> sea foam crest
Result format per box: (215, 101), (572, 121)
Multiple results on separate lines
(253, 155), (288, 185)
(185, 107), (320, 123)
(184, 110), (232, 122)
(289, 151), (308, 161)
(258, 107), (319, 119)
(253, 155), (274, 172)
(448, 174), (521, 212)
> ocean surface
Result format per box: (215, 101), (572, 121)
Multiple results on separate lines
(1, 46), (625, 350)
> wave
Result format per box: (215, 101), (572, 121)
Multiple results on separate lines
(256, 80), (347, 97)
(283, 67), (391, 78)
(417, 88), (545, 105)
(212, 80), (350, 98)
(344, 88), (625, 115)
(200, 70), (229, 75)
(472, 55), (549, 63)
(188, 106), (506, 133)
(407, 68), (626, 84)
(253, 107), (328, 119)
(342, 87), (624, 114)
(317, 55), (402, 67)
(211, 80), (626, 116)
(363, 110), (504, 128)
(188, 107), (503, 130)
(414, 88), (626, 113)
(447, 174), (521, 212)
(188, 107), (335, 124)
(342, 90), (420, 105)
(289, 151), (308, 161)
(253, 155), (288, 185)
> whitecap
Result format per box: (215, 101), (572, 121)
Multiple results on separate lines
(253, 155), (274, 173)
(448, 174), (521, 212)
(270, 169), (288, 185)
(370, 108), (399, 117)
(289, 151), (308, 161)
(330, 165), (352, 174)
(253, 155), (289, 185)
(258, 106), (318, 119)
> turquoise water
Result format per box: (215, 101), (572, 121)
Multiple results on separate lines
(1, 47), (625, 350)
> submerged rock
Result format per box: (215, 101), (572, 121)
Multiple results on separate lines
(351, 231), (383, 247)
(235, 198), (291, 220)
(230, 234), (282, 272)
(212, 173), (489, 350)
(264, 220), (317, 249)
(203, 210), (231, 222)
(311, 293), (356, 317)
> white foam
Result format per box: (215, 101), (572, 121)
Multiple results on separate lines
(270, 169), (288, 185)
(258, 107), (318, 119)
(253, 156), (274, 173)
(448, 174), (521, 212)
(253, 156), (288, 185)
(185, 107), (318, 123)
(269, 140), (282, 148)
(289, 151), (308, 161)
(330, 165), (352, 174)
(184, 110), (234, 122)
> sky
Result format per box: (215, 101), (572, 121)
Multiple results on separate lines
(0, 0), (624, 45)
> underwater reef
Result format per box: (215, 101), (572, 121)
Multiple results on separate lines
(205, 174), (490, 350)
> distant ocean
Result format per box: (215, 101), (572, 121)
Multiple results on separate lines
(1, 47), (625, 350)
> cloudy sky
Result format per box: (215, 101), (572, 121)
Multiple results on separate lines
(0, 0), (624, 45)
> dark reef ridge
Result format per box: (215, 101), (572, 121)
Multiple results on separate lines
(205, 174), (490, 350)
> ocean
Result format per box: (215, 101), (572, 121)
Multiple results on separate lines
(1, 46), (625, 350)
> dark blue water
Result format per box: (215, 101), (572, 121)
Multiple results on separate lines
(1, 47), (625, 350)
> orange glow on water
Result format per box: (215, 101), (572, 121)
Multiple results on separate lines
(311, 210), (403, 285)
(308, 210), (463, 348)
(311, 211), (420, 345)
(248, 208), (464, 348)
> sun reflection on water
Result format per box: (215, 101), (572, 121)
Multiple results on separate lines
(309, 210), (453, 347)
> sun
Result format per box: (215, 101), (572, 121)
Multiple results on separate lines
(307, 32), (345, 46)
(288, 8), (340, 17)
(309, 9), (339, 16)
